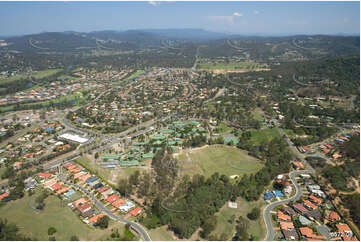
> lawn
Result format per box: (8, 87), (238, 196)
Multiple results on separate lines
(176, 145), (264, 178)
(0, 188), (125, 240)
(249, 127), (281, 145)
(214, 122), (234, 134)
(148, 226), (174, 241)
(197, 61), (267, 71)
(209, 197), (267, 241)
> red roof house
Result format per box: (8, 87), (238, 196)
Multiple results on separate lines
(130, 207), (142, 216)
(50, 183), (63, 191)
(326, 211), (341, 222)
(309, 195), (322, 205)
(38, 173), (53, 179)
(105, 194), (120, 203)
(0, 193), (9, 201)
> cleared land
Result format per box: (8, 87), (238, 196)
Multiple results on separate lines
(175, 145), (264, 178)
(76, 155), (151, 186)
(249, 127), (281, 145)
(252, 108), (266, 121)
(209, 197), (266, 240)
(214, 122), (234, 134)
(0, 188), (125, 240)
(148, 226), (175, 241)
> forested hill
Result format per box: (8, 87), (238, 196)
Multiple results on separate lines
(0, 30), (359, 56)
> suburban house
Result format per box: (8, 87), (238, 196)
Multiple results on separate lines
(298, 215), (312, 226)
(292, 203), (308, 215)
(280, 221), (299, 240)
(37, 173), (53, 179)
(325, 211), (341, 222)
(105, 194), (120, 204)
(305, 209), (322, 221)
(88, 213), (104, 225)
(299, 227), (326, 240)
(72, 198), (88, 208)
(282, 205), (297, 217)
(130, 207), (142, 216)
(78, 203), (95, 218)
(277, 210), (291, 221)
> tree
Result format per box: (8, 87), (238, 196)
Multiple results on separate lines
(200, 216), (217, 238)
(48, 226), (57, 236)
(70, 235), (79, 241)
(129, 170), (140, 187)
(98, 215), (109, 229)
(247, 207), (260, 220)
(118, 179), (131, 196)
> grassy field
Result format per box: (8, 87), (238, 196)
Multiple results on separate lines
(209, 197), (267, 240)
(0, 69), (63, 85)
(0, 188), (125, 240)
(176, 145), (264, 178)
(75, 155), (151, 186)
(148, 226), (175, 241)
(125, 70), (144, 81)
(252, 108), (266, 121)
(197, 61), (267, 71)
(249, 127), (281, 145)
(74, 155), (113, 182)
(214, 122), (234, 134)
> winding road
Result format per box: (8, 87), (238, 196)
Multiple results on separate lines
(263, 120), (317, 240)
(263, 169), (314, 241)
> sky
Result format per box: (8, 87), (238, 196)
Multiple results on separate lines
(0, 1), (359, 36)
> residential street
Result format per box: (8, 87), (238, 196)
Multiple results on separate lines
(60, 178), (151, 241)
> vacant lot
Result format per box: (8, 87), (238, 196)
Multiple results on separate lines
(76, 154), (151, 186)
(175, 145), (264, 178)
(74, 155), (113, 183)
(0, 188), (124, 240)
(209, 197), (267, 240)
(148, 226), (175, 241)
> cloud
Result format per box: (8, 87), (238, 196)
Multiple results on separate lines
(148, 1), (160, 6)
(208, 11), (243, 24)
(253, 10), (260, 15)
(208, 15), (235, 24)
(233, 12), (243, 17)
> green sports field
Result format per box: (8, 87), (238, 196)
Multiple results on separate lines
(176, 145), (264, 178)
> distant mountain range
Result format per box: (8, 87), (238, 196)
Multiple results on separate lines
(0, 28), (359, 54)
